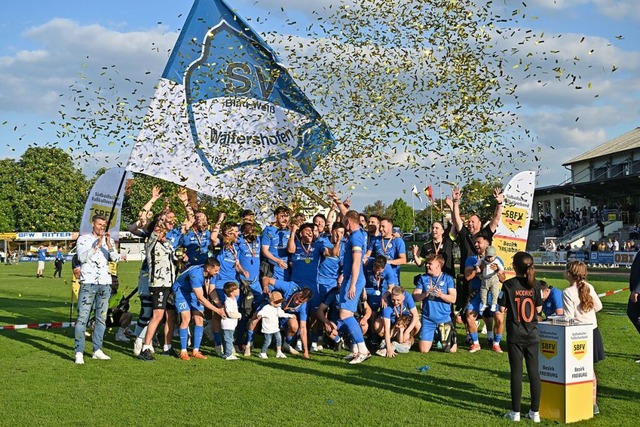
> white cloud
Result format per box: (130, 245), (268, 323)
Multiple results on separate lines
(0, 18), (175, 114)
(523, 0), (640, 20)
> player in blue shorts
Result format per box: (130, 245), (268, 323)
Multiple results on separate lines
(288, 221), (332, 350)
(338, 210), (370, 364)
(539, 280), (564, 319)
(172, 258), (227, 360)
(413, 254), (458, 353)
(464, 235), (506, 353)
(260, 206), (291, 280)
(373, 286), (419, 357)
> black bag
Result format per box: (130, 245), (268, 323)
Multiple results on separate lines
(239, 278), (254, 317)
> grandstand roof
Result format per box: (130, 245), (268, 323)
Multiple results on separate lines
(563, 127), (640, 165)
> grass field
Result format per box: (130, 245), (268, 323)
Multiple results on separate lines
(1, 261), (639, 426)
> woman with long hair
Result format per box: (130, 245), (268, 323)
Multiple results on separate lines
(498, 252), (542, 422)
(563, 260), (604, 415)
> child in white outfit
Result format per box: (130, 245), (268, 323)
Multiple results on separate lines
(256, 291), (293, 359)
(221, 282), (242, 360)
(477, 246), (504, 312)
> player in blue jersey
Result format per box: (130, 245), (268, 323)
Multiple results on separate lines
(464, 235), (506, 353)
(238, 221), (262, 306)
(364, 218), (406, 284)
(260, 206), (291, 280)
(539, 280), (564, 319)
(288, 221), (332, 351)
(374, 286), (420, 357)
(180, 211), (213, 267)
(172, 258), (227, 360)
(338, 210), (371, 364)
(413, 254), (458, 353)
(208, 222), (246, 355)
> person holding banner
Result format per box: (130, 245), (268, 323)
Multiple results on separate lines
(73, 214), (120, 364)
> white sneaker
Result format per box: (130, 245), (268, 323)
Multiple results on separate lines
(295, 340), (303, 352)
(311, 343), (319, 352)
(258, 352), (268, 359)
(526, 410), (540, 423)
(133, 338), (143, 356)
(276, 352), (287, 359)
(115, 331), (130, 342)
(243, 344), (252, 357)
(74, 352), (84, 365)
(225, 354), (239, 361)
(503, 411), (520, 422)
(92, 349), (111, 360)
(348, 352), (371, 364)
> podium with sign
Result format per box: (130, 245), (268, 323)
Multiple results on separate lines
(538, 320), (593, 423)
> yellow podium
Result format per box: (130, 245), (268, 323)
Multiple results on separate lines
(538, 320), (593, 423)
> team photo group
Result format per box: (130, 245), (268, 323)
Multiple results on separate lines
(72, 181), (605, 423)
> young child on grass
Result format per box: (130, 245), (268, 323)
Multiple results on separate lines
(221, 282), (242, 360)
(256, 291), (294, 359)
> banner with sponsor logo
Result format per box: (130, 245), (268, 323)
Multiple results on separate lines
(126, 0), (336, 215)
(493, 171), (536, 277)
(80, 168), (128, 241)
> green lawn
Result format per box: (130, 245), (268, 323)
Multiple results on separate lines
(1, 261), (639, 426)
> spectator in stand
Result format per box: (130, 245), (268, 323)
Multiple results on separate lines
(630, 224), (639, 240)
(598, 240), (608, 252)
(589, 240), (598, 252)
(546, 239), (556, 252)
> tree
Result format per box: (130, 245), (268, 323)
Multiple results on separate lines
(387, 198), (413, 232)
(459, 178), (502, 223)
(12, 147), (88, 231)
(0, 159), (18, 231)
(362, 200), (388, 218)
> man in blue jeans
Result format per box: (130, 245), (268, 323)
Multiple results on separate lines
(74, 215), (120, 364)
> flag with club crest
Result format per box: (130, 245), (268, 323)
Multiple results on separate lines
(126, 0), (336, 214)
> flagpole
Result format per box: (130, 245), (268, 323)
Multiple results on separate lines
(106, 170), (128, 230)
(411, 193), (415, 234)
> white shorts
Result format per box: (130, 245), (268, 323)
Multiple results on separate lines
(37, 261), (45, 270)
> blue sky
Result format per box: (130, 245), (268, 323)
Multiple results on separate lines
(1, 0), (639, 209)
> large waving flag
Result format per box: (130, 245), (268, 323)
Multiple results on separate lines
(126, 0), (336, 212)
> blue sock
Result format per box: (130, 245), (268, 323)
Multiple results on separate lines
(333, 335), (341, 343)
(470, 332), (479, 343)
(343, 316), (364, 344)
(213, 332), (222, 346)
(194, 325), (204, 350)
(285, 335), (293, 344)
(247, 330), (254, 344)
(179, 328), (189, 351)
(336, 320), (344, 331)
(311, 332), (318, 343)
(494, 334), (502, 344)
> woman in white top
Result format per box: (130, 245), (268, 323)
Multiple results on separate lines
(562, 261), (604, 415)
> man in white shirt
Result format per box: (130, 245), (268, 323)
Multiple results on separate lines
(74, 215), (120, 364)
